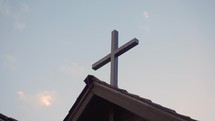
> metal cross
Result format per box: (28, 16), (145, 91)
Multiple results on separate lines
(92, 30), (139, 88)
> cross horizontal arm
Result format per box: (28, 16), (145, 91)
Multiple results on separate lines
(115, 38), (139, 57)
(92, 38), (139, 71)
(92, 53), (111, 70)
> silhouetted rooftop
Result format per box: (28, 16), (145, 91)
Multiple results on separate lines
(0, 113), (17, 121)
(64, 75), (197, 121)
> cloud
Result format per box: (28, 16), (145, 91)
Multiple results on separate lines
(0, 0), (29, 30)
(36, 91), (55, 107)
(2, 54), (16, 70)
(144, 11), (149, 19)
(144, 26), (150, 32)
(58, 60), (87, 77)
(14, 21), (26, 30)
(4, 54), (16, 61)
(20, 3), (29, 14)
(17, 90), (25, 97)
(0, 0), (10, 16)
(17, 90), (56, 107)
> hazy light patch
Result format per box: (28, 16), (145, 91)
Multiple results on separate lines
(0, 0), (29, 30)
(17, 90), (25, 97)
(4, 54), (16, 62)
(2, 53), (16, 70)
(58, 60), (87, 77)
(0, 0), (11, 17)
(37, 91), (55, 107)
(17, 90), (56, 107)
(20, 3), (29, 14)
(143, 26), (150, 32)
(143, 10), (150, 32)
(14, 20), (26, 30)
(144, 11), (149, 19)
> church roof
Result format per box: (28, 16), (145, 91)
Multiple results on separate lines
(0, 113), (17, 121)
(64, 75), (197, 121)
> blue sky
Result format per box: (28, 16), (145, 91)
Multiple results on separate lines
(0, 0), (215, 121)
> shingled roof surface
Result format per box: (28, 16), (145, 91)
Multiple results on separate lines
(85, 75), (197, 121)
(0, 113), (17, 121)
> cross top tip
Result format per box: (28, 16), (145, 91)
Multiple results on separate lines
(112, 30), (118, 33)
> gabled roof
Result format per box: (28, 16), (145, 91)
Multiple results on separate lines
(64, 75), (197, 121)
(0, 113), (17, 121)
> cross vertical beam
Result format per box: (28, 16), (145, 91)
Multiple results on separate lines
(111, 30), (118, 87)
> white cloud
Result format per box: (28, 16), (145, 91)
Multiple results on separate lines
(58, 60), (87, 77)
(2, 54), (16, 70)
(144, 11), (149, 19)
(0, 0), (29, 30)
(17, 90), (56, 107)
(36, 91), (55, 107)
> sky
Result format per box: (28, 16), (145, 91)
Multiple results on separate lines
(0, 0), (215, 121)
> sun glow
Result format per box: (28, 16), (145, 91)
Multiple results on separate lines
(17, 90), (55, 107)
(37, 91), (54, 107)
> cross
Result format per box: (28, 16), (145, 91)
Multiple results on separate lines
(92, 30), (139, 88)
